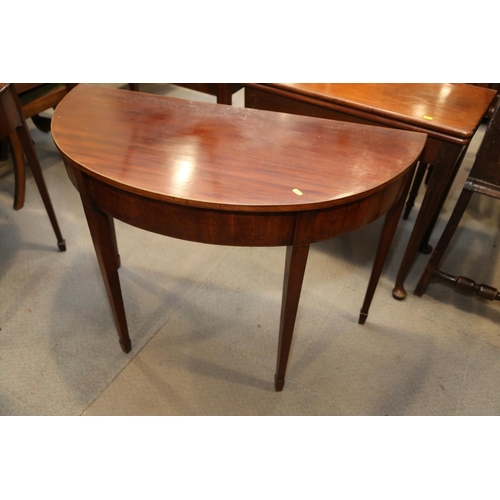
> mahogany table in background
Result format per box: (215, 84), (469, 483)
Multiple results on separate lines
(52, 84), (425, 391)
(174, 83), (243, 105)
(131, 84), (243, 105)
(244, 83), (496, 299)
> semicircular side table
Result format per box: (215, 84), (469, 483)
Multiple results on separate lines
(52, 84), (426, 391)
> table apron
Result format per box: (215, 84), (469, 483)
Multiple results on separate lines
(65, 162), (409, 247)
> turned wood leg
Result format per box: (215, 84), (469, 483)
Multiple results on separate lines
(16, 125), (66, 251)
(414, 188), (473, 297)
(81, 200), (131, 353)
(431, 271), (500, 301)
(275, 212), (315, 391)
(8, 132), (26, 210)
(360, 167), (415, 323)
(393, 143), (463, 300)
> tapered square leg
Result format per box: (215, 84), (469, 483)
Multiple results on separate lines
(360, 167), (414, 323)
(81, 200), (131, 353)
(274, 212), (315, 392)
(275, 243), (310, 391)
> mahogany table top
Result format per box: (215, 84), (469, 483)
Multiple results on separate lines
(52, 84), (426, 213)
(258, 83), (496, 142)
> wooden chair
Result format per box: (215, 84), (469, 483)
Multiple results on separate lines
(7, 83), (76, 209)
(0, 83), (66, 250)
(414, 99), (500, 300)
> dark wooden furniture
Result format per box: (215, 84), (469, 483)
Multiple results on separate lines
(0, 83), (66, 250)
(8, 83), (75, 209)
(414, 100), (500, 299)
(173, 84), (243, 104)
(52, 84), (425, 391)
(125, 84), (242, 104)
(470, 84), (500, 118)
(244, 83), (496, 301)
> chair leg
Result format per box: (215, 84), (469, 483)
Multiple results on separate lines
(15, 124), (66, 251)
(414, 188), (473, 297)
(8, 132), (26, 210)
(432, 269), (500, 301)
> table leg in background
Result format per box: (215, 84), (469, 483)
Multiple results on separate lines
(393, 142), (463, 299)
(418, 146), (466, 254)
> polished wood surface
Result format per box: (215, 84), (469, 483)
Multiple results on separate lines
(262, 83), (494, 141)
(53, 85), (425, 213)
(0, 83), (66, 250)
(52, 84), (425, 390)
(245, 83), (496, 299)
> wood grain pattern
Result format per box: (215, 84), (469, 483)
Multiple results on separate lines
(261, 83), (496, 142)
(53, 84), (426, 212)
